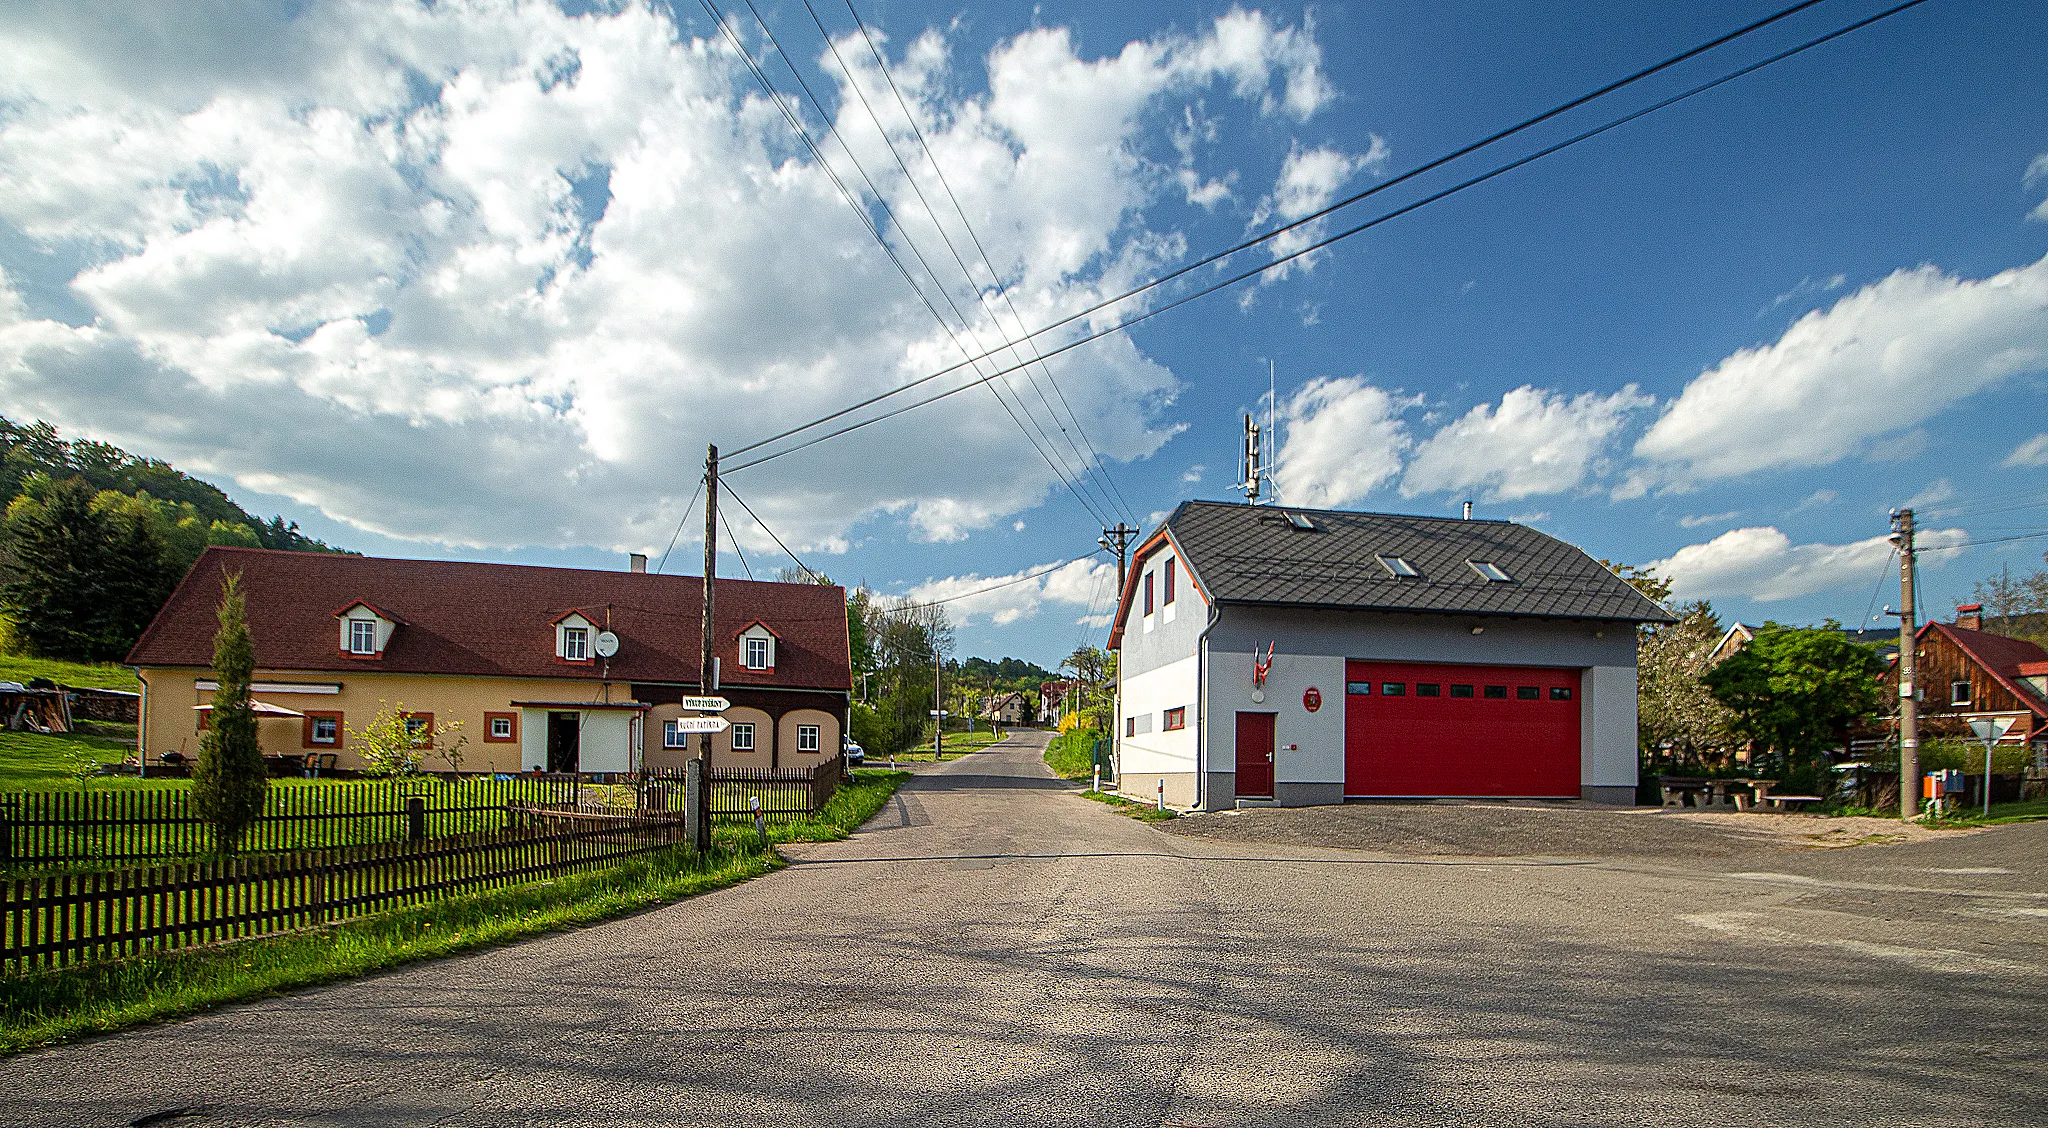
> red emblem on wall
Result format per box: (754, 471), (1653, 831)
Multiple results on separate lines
(1303, 686), (1322, 712)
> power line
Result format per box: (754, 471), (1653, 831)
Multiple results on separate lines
(718, 0), (1117, 529)
(654, 480), (705, 574)
(725, 0), (1935, 473)
(718, 503), (754, 579)
(885, 550), (1108, 613)
(722, 479), (826, 584)
(724, 0), (1876, 462)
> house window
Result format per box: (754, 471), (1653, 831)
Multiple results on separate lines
(1951, 680), (1972, 706)
(1164, 707), (1186, 731)
(304, 712), (342, 748)
(1164, 560), (1176, 605)
(732, 722), (755, 751)
(1376, 555), (1420, 578)
(1143, 572), (1155, 615)
(1483, 685), (1507, 699)
(745, 636), (771, 670)
(1469, 561), (1514, 583)
(484, 712), (518, 743)
(563, 627), (588, 661)
(1450, 684), (1474, 698)
(1126, 716), (1136, 738)
(403, 713), (433, 745)
(663, 720), (688, 749)
(348, 619), (377, 655)
(797, 724), (820, 752)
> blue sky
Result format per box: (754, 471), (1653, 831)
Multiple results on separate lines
(1, 0), (2044, 666)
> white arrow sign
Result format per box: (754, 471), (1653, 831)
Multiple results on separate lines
(670, 716), (731, 734)
(929, 709), (949, 717)
(680, 696), (730, 712)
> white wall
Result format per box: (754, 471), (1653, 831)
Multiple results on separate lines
(517, 707), (635, 773)
(1202, 649), (1347, 787)
(1582, 665), (1638, 788)
(1120, 653), (1201, 778)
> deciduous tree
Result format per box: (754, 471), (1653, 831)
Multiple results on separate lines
(1704, 622), (1885, 791)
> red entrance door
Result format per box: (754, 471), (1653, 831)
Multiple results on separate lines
(1343, 660), (1580, 798)
(1235, 711), (1276, 798)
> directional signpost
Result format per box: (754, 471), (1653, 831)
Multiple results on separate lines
(1967, 716), (2018, 818)
(672, 716), (731, 735)
(681, 696), (730, 713)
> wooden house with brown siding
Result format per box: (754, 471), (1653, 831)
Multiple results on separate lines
(1884, 605), (2048, 757)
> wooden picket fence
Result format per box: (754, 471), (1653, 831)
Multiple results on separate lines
(0, 776), (582, 867)
(2, 813), (687, 973)
(639, 757), (843, 822)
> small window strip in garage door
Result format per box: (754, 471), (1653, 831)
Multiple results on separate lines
(1342, 659), (1582, 799)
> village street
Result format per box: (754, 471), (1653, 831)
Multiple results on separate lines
(8, 732), (2047, 1127)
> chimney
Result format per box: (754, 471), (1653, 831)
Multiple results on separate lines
(1462, 500), (1473, 521)
(1954, 603), (1982, 631)
(629, 553), (648, 574)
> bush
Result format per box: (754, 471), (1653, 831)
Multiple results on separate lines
(191, 572), (267, 851)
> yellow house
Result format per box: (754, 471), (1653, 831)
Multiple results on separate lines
(128, 547), (852, 777)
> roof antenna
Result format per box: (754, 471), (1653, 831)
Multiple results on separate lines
(1463, 500), (1473, 521)
(1237, 362), (1279, 506)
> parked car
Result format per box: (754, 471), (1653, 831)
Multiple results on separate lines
(842, 738), (865, 766)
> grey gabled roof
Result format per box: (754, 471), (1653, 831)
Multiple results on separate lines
(1164, 500), (1674, 623)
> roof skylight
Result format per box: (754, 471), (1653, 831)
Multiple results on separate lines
(1469, 561), (1514, 582)
(1284, 512), (1316, 531)
(1377, 555), (1420, 578)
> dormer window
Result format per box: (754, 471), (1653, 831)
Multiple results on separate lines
(1377, 555), (1420, 578)
(334, 601), (399, 658)
(553, 611), (598, 663)
(1470, 561), (1514, 582)
(737, 620), (779, 671)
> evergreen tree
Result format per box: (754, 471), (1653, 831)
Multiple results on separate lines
(192, 571), (268, 852)
(1, 475), (179, 659)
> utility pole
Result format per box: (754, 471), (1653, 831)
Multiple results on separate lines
(1099, 523), (1138, 599)
(933, 649), (943, 762)
(1892, 508), (1920, 820)
(696, 443), (719, 849)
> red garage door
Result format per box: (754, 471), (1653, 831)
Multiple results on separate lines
(1344, 660), (1581, 798)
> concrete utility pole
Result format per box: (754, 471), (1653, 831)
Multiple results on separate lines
(1892, 507), (1920, 820)
(1099, 523), (1138, 600)
(933, 651), (943, 762)
(696, 443), (719, 850)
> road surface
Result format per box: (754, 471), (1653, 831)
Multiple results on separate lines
(8, 731), (2046, 1126)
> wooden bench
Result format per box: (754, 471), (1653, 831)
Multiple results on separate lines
(1744, 779), (1821, 812)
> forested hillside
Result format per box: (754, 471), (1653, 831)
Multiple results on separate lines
(0, 418), (351, 662)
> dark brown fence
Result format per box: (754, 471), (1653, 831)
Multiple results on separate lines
(0, 776), (583, 867)
(639, 757), (844, 822)
(2, 813), (687, 973)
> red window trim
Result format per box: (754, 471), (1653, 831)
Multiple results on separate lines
(402, 711), (435, 747)
(1143, 572), (1155, 615)
(483, 711), (519, 743)
(337, 648), (385, 662)
(1163, 706), (1186, 731)
(302, 710), (344, 749)
(1164, 559), (1176, 605)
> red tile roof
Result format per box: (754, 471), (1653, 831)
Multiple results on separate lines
(1924, 623), (2048, 718)
(128, 548), (850, 692)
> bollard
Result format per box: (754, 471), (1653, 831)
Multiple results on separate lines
(684, 758), (708, 852)
(1156, 779), (1165, 811)
(751, 795), (766, 847)
(406, 795), (426, 842)
(1091, 764), (1100, 795)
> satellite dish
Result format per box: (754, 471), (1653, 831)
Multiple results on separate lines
(593, 631), (620, 658)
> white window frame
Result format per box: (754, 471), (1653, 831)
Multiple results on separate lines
(563, 627), (588, 661)
(1951, 680), (1972, 706)
(663, 720), (688, 749)
(732, 722), (756, 751)
(310, 716), (339, 745)
(744, 636), (771, 670)
(348, 618), (378, 655)
(490, 716), (514, 740)
(797, 724), (820, 752)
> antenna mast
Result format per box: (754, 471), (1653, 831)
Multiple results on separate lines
(1240, 412), (1263, 504)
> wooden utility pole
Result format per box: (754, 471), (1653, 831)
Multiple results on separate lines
(1099, 523), (1138, 597)
(697, 444), (719, 847)
(1893, 507), (1920, 819)
(933, 649), (943, 762)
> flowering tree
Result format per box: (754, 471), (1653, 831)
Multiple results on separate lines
(349, 701), (465, 778)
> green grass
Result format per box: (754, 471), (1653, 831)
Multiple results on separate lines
(0, 768), (912, 1054)
(1081, 788), (1178, 822)
(0, 729), (142, 791)
(897, 729), (1009, 759)
(1044, 726), (1102, 781)
(0, 657), (138, 691)
(1925, 796), (2048, 828)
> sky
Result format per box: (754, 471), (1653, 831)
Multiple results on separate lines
(1, 0), (2045, 667)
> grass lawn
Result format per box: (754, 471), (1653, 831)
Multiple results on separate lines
(1082, 788), (1178, 822)
(0, 657), (138, 691)
(1928, 796), (2048, 827)
(891, 728), (1012, 761)
(0, 729), (143, 792)
(1044, 726), (1103, 781)
(0, 767), (911, 1054)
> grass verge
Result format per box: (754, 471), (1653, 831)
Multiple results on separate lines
(1044, 726), (1101, 780)
(0, 657), (139, 691)
(896, 729), (1010, 760)
(1924, 796), (2048, 828)
(1, 768), (912, 1055)
(1082, 788), (1178, 822)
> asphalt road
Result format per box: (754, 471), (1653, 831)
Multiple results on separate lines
(9, 732), (2046, 1127)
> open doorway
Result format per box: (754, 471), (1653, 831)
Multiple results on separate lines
(547, 711), (580, 774)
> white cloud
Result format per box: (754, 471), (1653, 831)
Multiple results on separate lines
(1648, 525), (1968, 603)
(1759, 273), (1845, 317)
(1180, 464), (1204, 483)
(1635, 255), (2048, 485)
(2027, 153), (2048, 222)
(900, 557), (1115, 627)
(0, 3), (1339, 553)
(2004, 433), (2048, 467)
(1249, 137), (1388, 281)
(1679, 511), (1739, 529)
(1790, 489), (1838, 512)
(1401, 385), (1652, 502)
(1904, 478), (1955, 509)
(1272, 376), (1414, 508)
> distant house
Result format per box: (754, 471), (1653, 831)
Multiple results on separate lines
(1883, 604), (2048, 756)
(981, 691), (1027, 726)
(128, 548), (851, 776)
(1037, 679), (1073, 723)
(1107, 501), (1672, 810)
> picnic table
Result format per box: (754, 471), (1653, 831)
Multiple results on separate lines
(1658, 776), (1821, 812)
